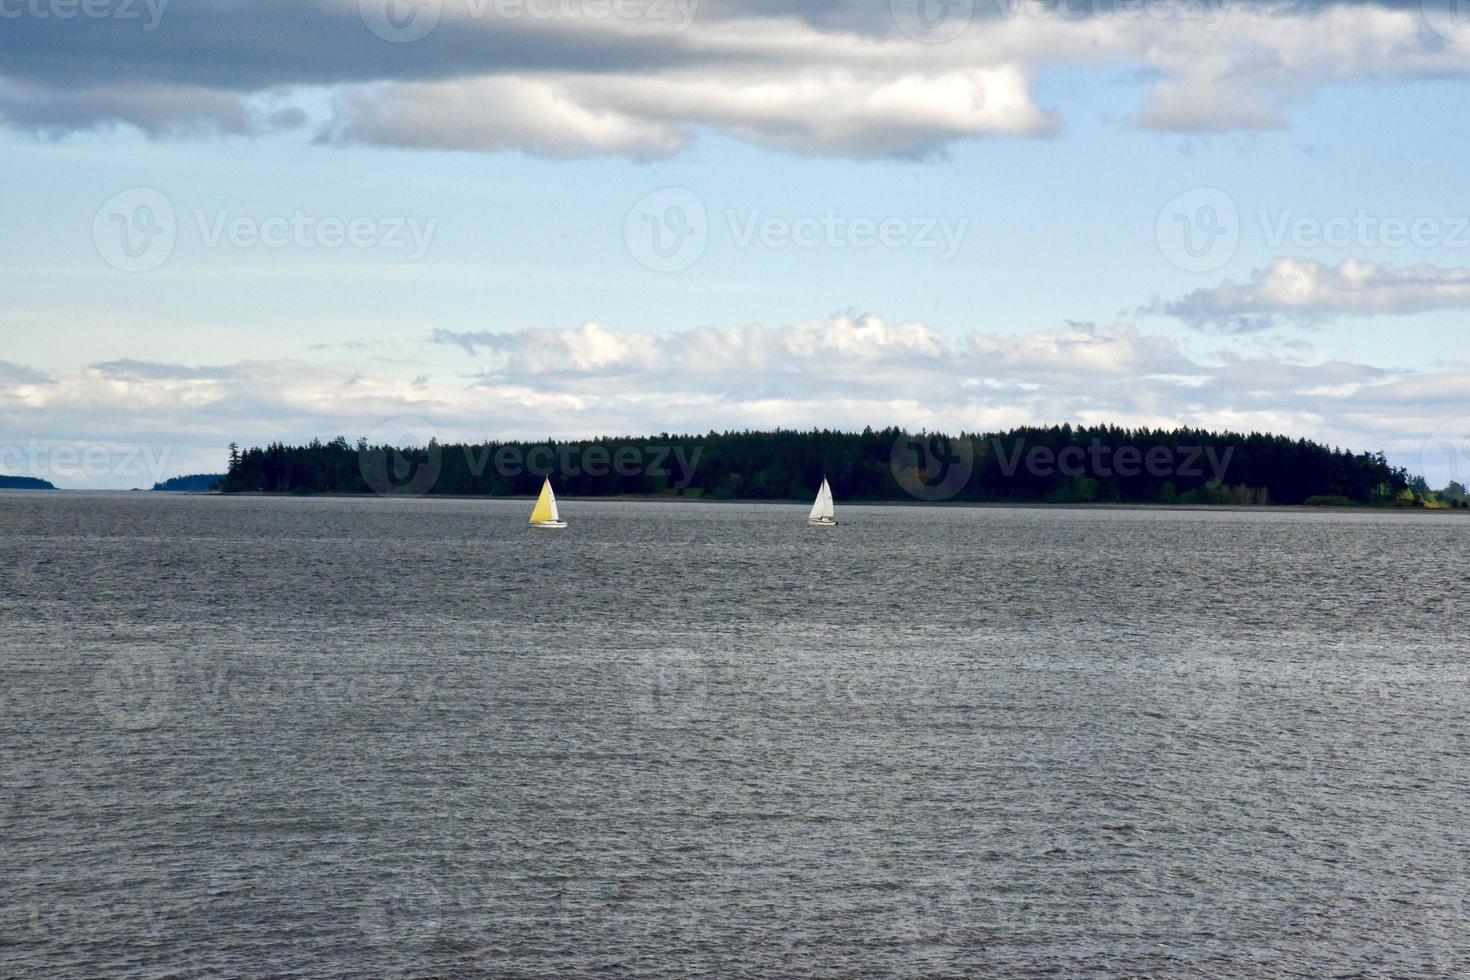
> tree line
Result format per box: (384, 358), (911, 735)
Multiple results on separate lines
(152, 474), (226, 492)
(218, 425), (1430, 506)
(0, 475), (55, 491)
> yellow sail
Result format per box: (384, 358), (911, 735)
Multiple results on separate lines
(530, 478), (557, 524)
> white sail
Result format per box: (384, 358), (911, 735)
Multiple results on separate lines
(809, 478), (835, 521)
(547, 483), (561, 523)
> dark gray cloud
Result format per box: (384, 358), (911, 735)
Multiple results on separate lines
(432, 328), (497, 355)
(5, 0), (1016, 154)
(90, 359), (240, 381)
(0, 0), (1414, 92)
(0, 360), (53, 384)
(0, 0), (704, 91)
(0, 80), (258, 136)
(2, 0), (1465, 157)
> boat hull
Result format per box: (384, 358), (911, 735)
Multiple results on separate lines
(807, 518), (838, 526)
(531, 521), (569, 529)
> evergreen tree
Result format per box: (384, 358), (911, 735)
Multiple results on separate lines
(217, 425), (1414, 505)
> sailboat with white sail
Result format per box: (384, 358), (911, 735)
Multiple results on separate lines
(529, 477), (568, 529)
(807, 478), (837, 526)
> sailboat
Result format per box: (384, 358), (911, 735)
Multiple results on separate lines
(807, 478), (837, 526)
(529, 477), (568, 529)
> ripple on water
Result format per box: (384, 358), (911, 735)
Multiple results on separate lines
(2, 495), (1468, 976)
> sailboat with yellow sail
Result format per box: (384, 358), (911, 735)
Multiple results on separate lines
(529, 477), (568, 529)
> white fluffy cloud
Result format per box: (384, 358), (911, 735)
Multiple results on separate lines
(1157, 258), (1470, 330)
(326, 77), (690, 158)
(437, 321), (665, 372)
(963, 322), (1191, 377)
(432, 315), (1176, 384)
(325, 63), (1054, 157)
(310, 3), (1470, 156)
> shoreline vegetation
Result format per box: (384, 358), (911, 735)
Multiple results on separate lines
(201, 491), (1470, 513)
(0, 475), (56, 491)
(152, 473), (230, 493)
(214, 426), (1469, 510)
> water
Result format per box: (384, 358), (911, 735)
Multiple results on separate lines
(2, 492), (1468, 977)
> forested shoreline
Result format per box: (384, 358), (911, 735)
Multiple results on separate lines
(152, 474), (226, 492)
(0, 475), (55, 491)
(217, 425), (1452, 507)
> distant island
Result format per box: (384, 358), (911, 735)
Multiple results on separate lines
(152, 474), (224, 492)
(0, 475), (56, 490)
(217, 426), (1467, 508)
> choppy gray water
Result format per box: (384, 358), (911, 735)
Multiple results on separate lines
(2, 492), (1468, 977)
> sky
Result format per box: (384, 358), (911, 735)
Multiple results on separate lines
(1, 0), (1468, 488)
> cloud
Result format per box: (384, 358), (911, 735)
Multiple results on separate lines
(437, 313), (989, 382)
(325, 76), (691, 158)
(5, 314), (1467, 486)
(3, 1), (1470, 158)
(0, 80), (260, 138)
(964, 321), (1193, 377)
(433, 316), (1224, 412)
(90, 359), (243, 381)
(1155, 258), (1470, 330)
(434, 321), (664, 372)
(326, 63), (1053, 157)
(0, 360), (53, 385)
(1129, 2), (1429, 132)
